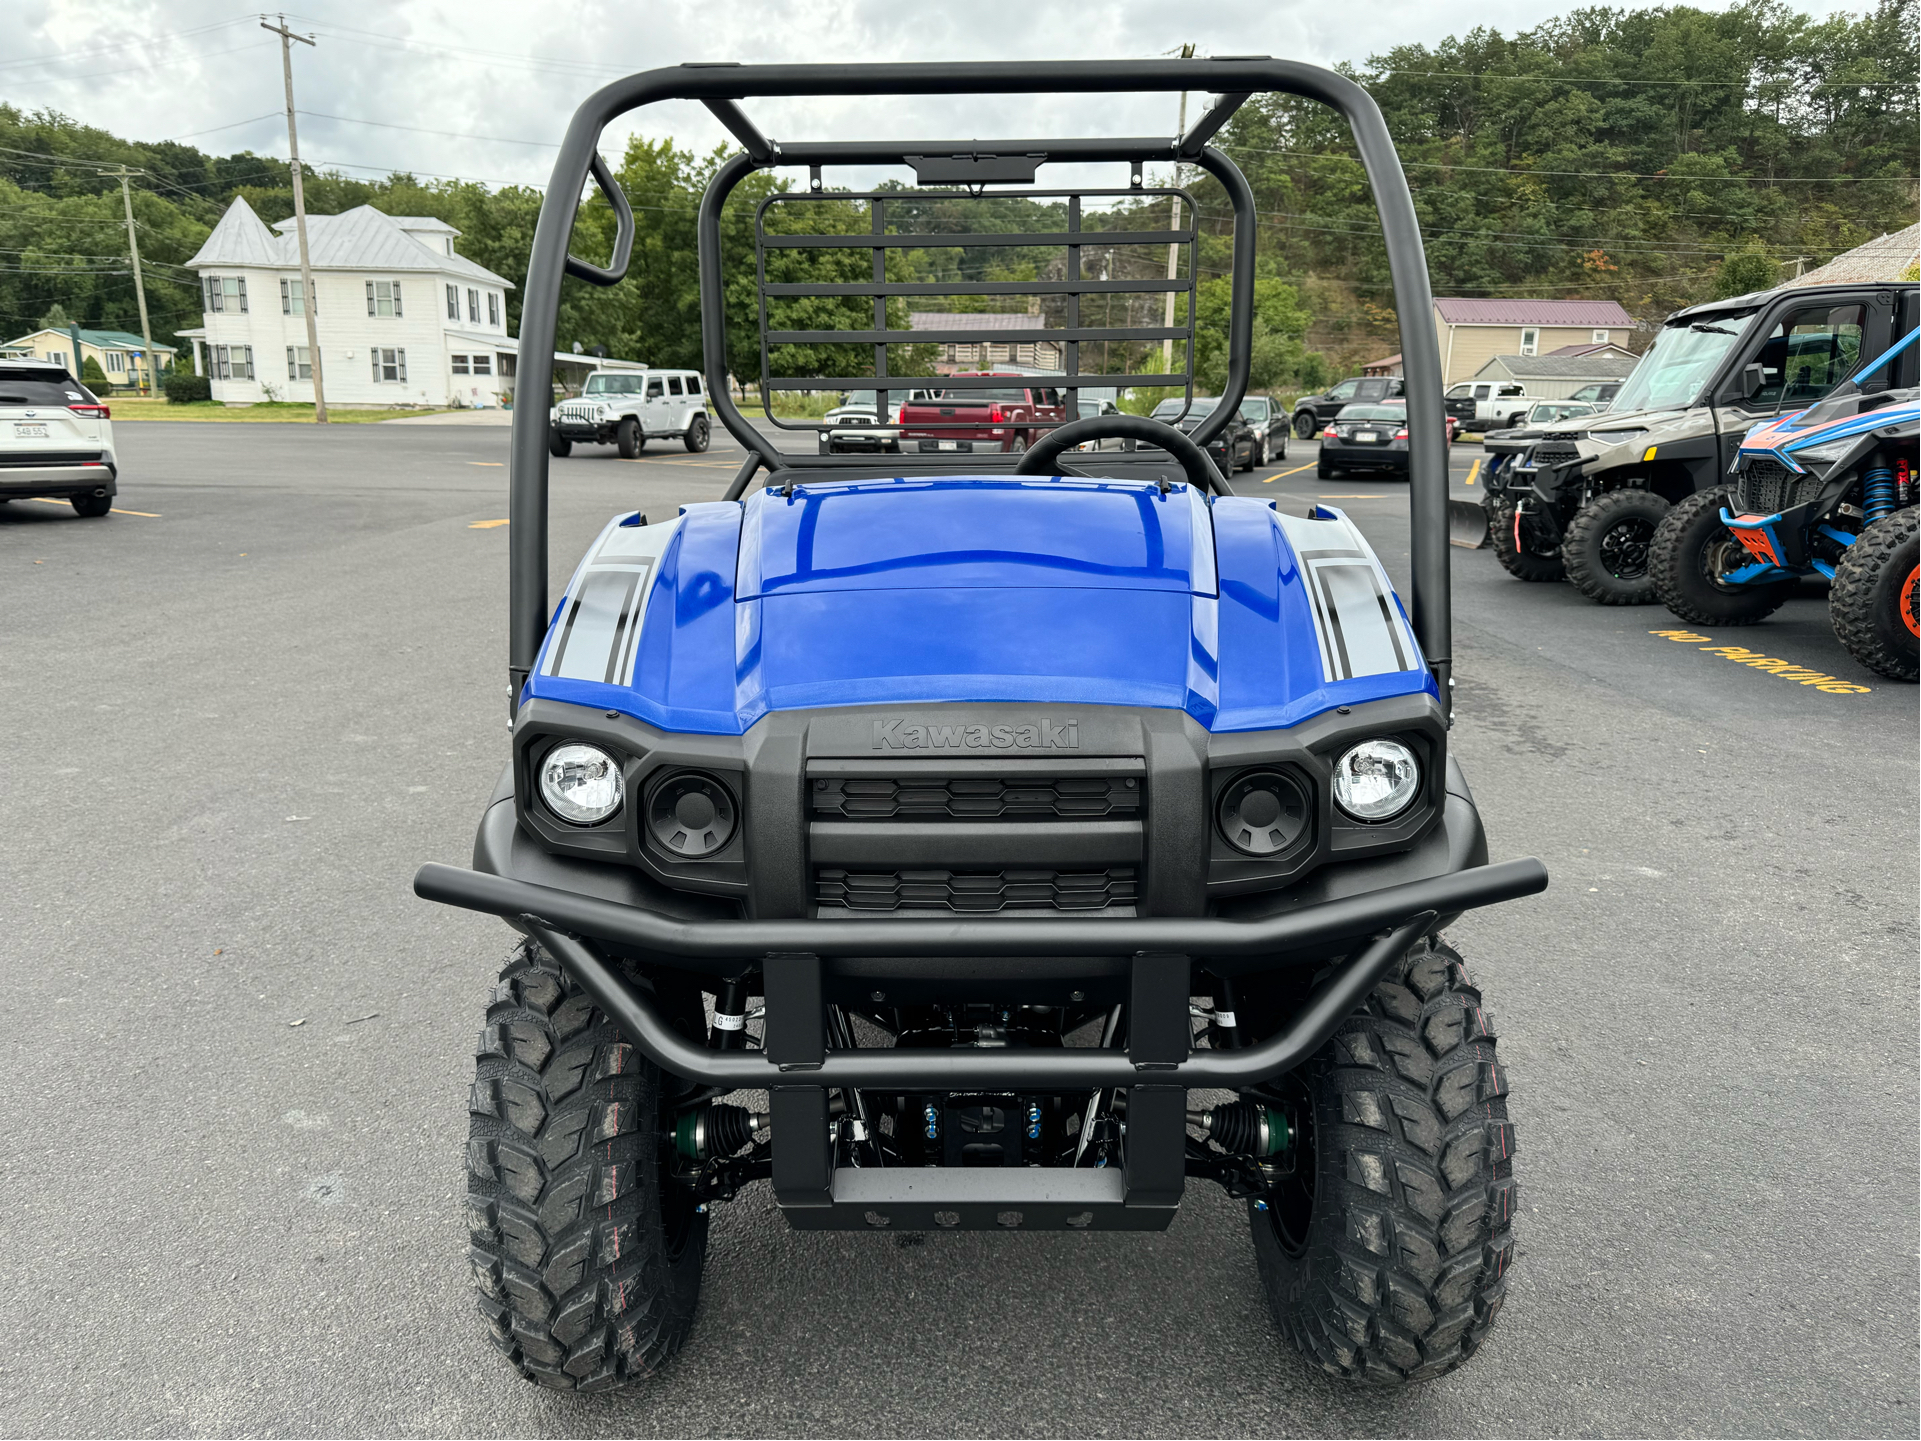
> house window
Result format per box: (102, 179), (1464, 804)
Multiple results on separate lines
(204, 275), (247, 313)
(285, 346), (311, 380)
(212, 345), (253, 380)
(280, 278), (309, 315)
(472, 354), (492, 376)
(366, 280), (403, 317)
(1592, 329), (1610, 344)
(446, 284), (459, 320)
(487, 292), (500, 327)
(370, 347), (406, 383)
(104, 351), (126, 373)
(499, 354), (517, 379)
(467, 288), (479, 323)
(451, 354), (469, 375)
(1519, 327), (1539, 356)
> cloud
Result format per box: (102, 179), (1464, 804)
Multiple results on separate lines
(5, 0), (1878, 193)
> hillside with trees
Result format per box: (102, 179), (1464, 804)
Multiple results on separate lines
(1, 0), (1912, 390)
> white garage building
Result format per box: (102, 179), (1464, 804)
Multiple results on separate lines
(180, 197), (518, 409)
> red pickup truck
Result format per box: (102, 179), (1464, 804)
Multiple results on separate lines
(896, 375), (1067, 454)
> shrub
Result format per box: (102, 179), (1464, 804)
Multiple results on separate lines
(80, 355), (112, 394)
(164, 372), (213, 404)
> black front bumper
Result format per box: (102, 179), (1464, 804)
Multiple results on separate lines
(1321, 443), (1406, 471)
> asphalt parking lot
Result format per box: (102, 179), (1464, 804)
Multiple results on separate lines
(2, 418), (1915, 1438)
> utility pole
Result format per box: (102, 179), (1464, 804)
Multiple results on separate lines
(110, 166), (158, 396)
(1163, 43), (1196, 378)
(262, 13), (327, 422)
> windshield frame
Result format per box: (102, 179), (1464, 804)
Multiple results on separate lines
(1607, 313), (1754, 414)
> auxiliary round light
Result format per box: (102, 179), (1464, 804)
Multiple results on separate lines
(1331, 739), (1420, 822)
(647, 772), (738, 858)
(539, 742), (624, 825)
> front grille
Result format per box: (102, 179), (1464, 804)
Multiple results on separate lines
(1526, 442), (1581, 466)
(559, 402), (603, 423)
(1733, 457), (1823, 515)
(812, 775), (1140, 820)
(815, 866), (1138, 914)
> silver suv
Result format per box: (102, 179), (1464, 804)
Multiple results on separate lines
(550, 368), (711, 457)
(0, 359), (117, 517)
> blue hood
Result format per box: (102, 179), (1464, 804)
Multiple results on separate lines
(524, 476), (1434, 734)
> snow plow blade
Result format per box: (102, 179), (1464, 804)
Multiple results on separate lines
(1449, 498), (1490, 549)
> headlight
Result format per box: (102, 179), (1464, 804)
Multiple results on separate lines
(1331, 739), (1420, 821)
(1589, 428), (1647, 448)
(647, 772), (738, 857)
(1788, 439), (1851, 468)
(539, 742), (624, 825)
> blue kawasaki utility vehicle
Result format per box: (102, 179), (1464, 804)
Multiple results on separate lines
(1652, 326), (1919, 680)
(414, 59), (1548, 1393)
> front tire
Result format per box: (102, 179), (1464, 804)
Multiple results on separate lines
(1561, 489), (1669, 605)
(1252, 936), (1514, 1384)
(1650, 488), (1793, 625)
(1829, 508), (1919, 681)
(71, 492), (112, 517)
(1317, 458), (1338, 480)
(616, 418), (644, 459)
(1487, 495), (1565, 582)
(683, 415), (710, 453)
(467, 941), (707, 1392)
(1294, 411), (1318, 440)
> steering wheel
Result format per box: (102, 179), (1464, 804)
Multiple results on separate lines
(1014, 414), (1229, 495)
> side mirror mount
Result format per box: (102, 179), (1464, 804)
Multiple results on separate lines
(1741, 362), (1766, 398)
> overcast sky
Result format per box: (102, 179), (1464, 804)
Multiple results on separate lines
(7, 0), (1876, 197)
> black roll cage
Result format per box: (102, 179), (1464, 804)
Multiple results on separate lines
(508, 59), (1452, 715)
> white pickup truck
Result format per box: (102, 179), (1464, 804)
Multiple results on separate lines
(550, 368), (711, 457)
(1444, 379), (1532, 431)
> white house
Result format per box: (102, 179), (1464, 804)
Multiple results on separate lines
(181, 197), (518, 408)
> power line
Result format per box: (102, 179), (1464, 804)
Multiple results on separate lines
(1, 39), (277, 91)
(164, 112), (285, 143)
(1217, 142), (1892, 181)
(296, 110), (559, 148)
(0, 17), (252, 72)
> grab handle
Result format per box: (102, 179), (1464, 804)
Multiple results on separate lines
(563, 151), (634, 287)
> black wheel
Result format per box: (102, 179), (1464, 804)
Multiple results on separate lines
(467, 940), (707, 1392)
(1240, 440), (1256, 473)
(1486, 495), (1565, 582)
(1505, 412), (1526, 431)
(1006, 433), (1027, 454)
(70, 492), (112, 517)
(1251, 935), (1514, 1384)
(1829, 508), (1919, 681)
(616, 418), (644, 459)
(1252, 438), (1267, 469)
(683, 414), (710, 453)
(1562, 489), (1669, 605)
(1650, 488), (1793, 625)
(549, 432), (571, 459)
(1294, 411), (1319, 440)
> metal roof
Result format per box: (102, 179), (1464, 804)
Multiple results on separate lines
(186, 197), (512, 286)
(1433, 297), (1634, 327)
(907, 312), (1054, 332)
(1472, 352), (1637, 381)
(1783, 224), (1920, 288)
(3, 325), (176, 352)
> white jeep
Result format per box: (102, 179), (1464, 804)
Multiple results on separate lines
(550, 368), (711, 457)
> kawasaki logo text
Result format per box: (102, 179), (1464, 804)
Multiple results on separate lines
(872, 717), (1080, 750)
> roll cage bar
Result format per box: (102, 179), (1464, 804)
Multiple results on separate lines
(509, 59), (1452, 714)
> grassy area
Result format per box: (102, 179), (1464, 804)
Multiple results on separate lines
(105, 397), (465, 423)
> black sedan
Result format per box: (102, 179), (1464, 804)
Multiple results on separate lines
(1149, 396), (1259, 472)
(1316, 402), (1423, 478)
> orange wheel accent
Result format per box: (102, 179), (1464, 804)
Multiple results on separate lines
(1901, 563), (1919, 639)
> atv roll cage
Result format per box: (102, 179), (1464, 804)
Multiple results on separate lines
(506, 59), (1455, 716)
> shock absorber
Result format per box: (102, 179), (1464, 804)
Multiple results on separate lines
(1862, 454), (1897, 525)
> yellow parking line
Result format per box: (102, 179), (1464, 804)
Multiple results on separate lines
(1464, 457), (1482, 487)
(21, 496), (160, 516)
(469, 519), (509, 529)
(467, 461), (503, 467)
(1261, 461), (1318, 484)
